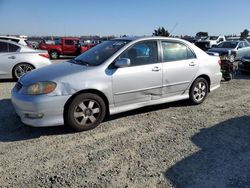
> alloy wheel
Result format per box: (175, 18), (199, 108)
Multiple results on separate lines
(193, 81), (207, 102)
(73, 99), (101, 126)
(14, 64), (34, 79)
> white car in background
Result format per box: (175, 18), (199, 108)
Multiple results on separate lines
(0, 36), (29, 46)
(0, 39), (52, 79)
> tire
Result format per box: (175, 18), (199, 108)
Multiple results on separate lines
(223, 74), (232, 81)
(12, 63), (34, 80)
(50, 50), (59, 59)
(65, 93), (106, 131)
(189, 78), (208, 105)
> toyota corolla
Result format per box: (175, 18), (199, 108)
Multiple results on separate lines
(11, 37), (222, 131)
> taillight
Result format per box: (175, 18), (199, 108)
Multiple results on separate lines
(218, 59), (222, 65)
(39, 53), (50, 59)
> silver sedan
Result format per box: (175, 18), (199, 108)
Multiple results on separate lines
(11, 37), (222, 131)
(0, 39), (51, 79)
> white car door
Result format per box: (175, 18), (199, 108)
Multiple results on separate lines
(161, 41), (199, 97)
(0, 41), (20, 78)
(112, 40), (163, 107)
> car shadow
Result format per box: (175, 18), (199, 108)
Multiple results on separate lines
(0, 79), (16, 83)
(164, 116), (250, 188)
(0, 99), (74, 142)
(0, 98), (190, 142)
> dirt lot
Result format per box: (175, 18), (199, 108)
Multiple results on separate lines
(0, 69), (250, 187)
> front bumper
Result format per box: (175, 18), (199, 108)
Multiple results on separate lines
(11, 89), (71, 127)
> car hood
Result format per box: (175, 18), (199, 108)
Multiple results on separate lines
(20, 61), (91, 86)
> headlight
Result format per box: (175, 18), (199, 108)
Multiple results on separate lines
(26, 81), (57, 95)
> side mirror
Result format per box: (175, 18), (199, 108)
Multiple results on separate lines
(115, 58), (131, 68)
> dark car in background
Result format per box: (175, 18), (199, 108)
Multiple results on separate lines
(238, 56), (250, 73)
(208, 40), (250, 61)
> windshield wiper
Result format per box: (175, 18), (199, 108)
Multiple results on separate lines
(74, 59), (90, 66)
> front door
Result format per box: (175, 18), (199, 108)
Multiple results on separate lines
(112, 40), (162, 106)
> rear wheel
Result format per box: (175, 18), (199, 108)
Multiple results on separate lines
(189, 78), (208, 105)
(223, 74), (232, 81)
(13, 63), (34, 79)
(50, 50), (59, 59)
(65, 93), (106, 131)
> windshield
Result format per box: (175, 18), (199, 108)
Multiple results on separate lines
(208, 36), (218, 40)
(216, 41), (238, 49)
(74, 40), (129, 66)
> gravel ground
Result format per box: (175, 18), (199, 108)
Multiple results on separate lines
(0, 66), (250, 187)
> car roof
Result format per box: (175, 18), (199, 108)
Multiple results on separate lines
(0, 36), (26, 40)
(114, 36), (188, 43)
(0, 39), (24, 47)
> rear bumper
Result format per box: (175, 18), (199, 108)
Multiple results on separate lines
(210, 72), (222, 91)
(11, 89), (71, 127)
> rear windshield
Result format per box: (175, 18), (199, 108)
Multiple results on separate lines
(217, 41), (238, 48)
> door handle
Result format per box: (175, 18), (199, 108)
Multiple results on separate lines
(8, 56), (16, 59)
(152, 66), (161, 71)
(189, 62), (196, 66)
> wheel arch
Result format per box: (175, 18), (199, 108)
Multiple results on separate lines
(63, 89), (110, 119)
(194, 74), (211, 92)
(49, 49), (61, 55)
(12, 62), (36, 79)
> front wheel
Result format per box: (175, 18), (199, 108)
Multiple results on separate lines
(65, 93), (106, 131)
(50, 50), (59, 59)
(189, 78), (208, 105)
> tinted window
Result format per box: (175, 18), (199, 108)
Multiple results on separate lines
(9, 43), (20, 52)
(162, 41), (195, 62)
(120, 41), (158, 66)
(238, 42), (244, 49)
(10, 39), (19, 43)
(217, 41), (238, 48)
(244, 42), (250, 47)
(0, 42), (8, 52)
(65, 40), (74, 45)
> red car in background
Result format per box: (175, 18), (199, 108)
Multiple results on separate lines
(39, 37), (96, 59)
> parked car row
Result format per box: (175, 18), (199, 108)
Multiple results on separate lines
(0, 39), (51, 79)
(39, 37), (96, 59)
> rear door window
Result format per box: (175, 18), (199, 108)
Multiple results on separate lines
(65, 40), (74, 45)
(0, 42), (8, 52)
(8, 43), (20, 52)
(161, 41), (196, 62)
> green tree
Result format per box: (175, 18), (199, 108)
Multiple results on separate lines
(153, 27), (170, 37)
(240, 29), (249, 40)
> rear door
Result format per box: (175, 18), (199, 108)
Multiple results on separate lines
(112, 40), (163, 106)
(0, 41), (20, 78)
(63, 39), (77, 55)
(161, 41), (199, 96)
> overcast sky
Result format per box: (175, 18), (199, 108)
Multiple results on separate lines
(0, 0), (249, 36)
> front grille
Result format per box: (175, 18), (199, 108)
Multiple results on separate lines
(16, 82), (23, 92)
